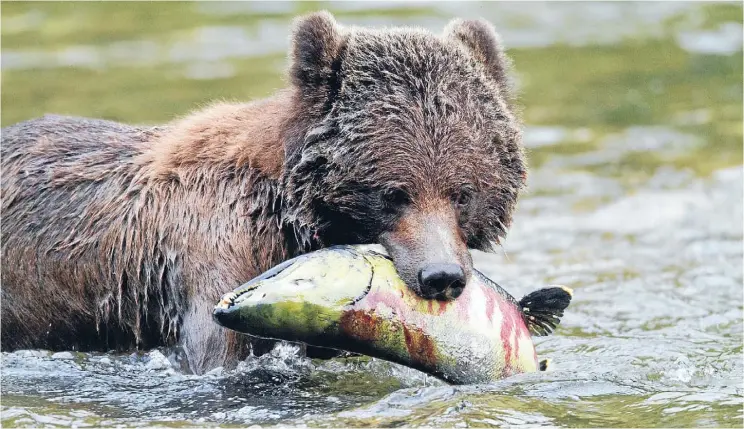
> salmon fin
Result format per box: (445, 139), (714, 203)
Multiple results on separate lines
(539, 358), (551, 371)
(518, 286), (572, 336)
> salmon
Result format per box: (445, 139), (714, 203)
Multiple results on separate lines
(213, 245), (572, 384)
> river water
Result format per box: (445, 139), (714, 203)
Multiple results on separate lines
(1, 1), (742, 427)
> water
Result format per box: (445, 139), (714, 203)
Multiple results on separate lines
(1, 1), (742, 427)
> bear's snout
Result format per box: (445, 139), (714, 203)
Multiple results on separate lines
(418, 263), (466, 300)
(379, 200), (473, 301)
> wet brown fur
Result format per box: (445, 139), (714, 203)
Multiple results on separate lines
(1, 12), (526, 373)
(142, 94), (290, 181)
(1, 94), (293, 372)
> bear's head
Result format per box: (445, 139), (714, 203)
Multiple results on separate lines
(281, 12), (526, 300)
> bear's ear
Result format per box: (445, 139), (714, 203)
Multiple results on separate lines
(444, 18), (513, 99)
(289, 11), (343, 98)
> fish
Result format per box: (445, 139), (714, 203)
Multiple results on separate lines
(213, 245), (572, 384)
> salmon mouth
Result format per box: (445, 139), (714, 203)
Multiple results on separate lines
(213, 244), (394, 331)
(214, 252), (303, 314)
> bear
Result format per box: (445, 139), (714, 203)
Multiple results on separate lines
(0, 11), (526, 374)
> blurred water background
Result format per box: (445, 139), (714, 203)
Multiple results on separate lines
(1, 1), (742, 427)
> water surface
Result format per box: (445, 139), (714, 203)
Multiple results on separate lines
(1, 1), (742, 427)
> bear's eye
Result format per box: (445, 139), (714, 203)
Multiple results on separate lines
(453, 189), (473, 208)
(382, 187), (410, 207)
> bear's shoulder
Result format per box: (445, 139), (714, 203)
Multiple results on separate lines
(140, 90), (293, 180)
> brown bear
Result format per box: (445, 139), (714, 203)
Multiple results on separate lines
(0, 12), (526, 374)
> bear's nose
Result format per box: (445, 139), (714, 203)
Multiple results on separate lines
(418, 263), (466, 300)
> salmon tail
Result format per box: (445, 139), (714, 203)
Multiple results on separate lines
(518, 285), (573, 336)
